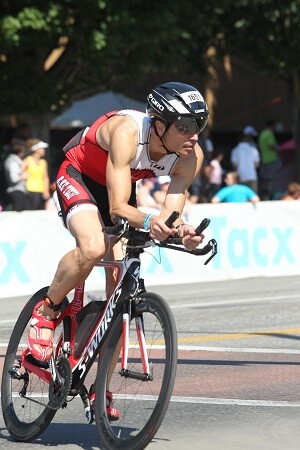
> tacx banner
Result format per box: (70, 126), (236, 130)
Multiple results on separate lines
(1, 201), (300, 298)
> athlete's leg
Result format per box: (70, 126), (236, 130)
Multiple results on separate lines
(103, 237), (125, 299)
(42, 208), (109, 318)
(28, 208), (109, 361)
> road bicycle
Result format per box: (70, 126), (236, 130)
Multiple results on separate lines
(1, 211), (217, 449)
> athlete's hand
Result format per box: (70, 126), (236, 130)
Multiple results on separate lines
(177, 224), (204, 250)
(149, 216), (177, 241)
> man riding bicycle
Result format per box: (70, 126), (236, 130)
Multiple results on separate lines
(27, 81), (209, 392)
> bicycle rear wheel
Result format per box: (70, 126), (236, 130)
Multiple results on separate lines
(95, 292), (178, 450)
(1, 287), (66, 442)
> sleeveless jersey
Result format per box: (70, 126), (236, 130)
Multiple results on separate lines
(64, 110), (179, 185)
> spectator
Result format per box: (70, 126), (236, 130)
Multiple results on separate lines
(188, 127), (215, 203)
(136, 178), (160, 209)
(199, 126), (214, 161)
(23, 139), (50, 210)
(154, 175), (192, 220)
(204, 149), (224, 202)
(13, 123), (32, 146)
(280, 182), (300, 201)
(231, 125), (260, 193)
(152, 175), (172, 206)
(258, 119), (279, 200)
(211, 171), (260, 204)
(272, 139), (297, 199)
(45, 182), (59, 210)
(3, 141), (30, 211)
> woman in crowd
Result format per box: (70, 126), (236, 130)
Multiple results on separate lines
(23, 139), (50, 210)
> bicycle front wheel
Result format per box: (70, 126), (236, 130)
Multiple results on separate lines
(1, 287), (66, 442)
(95, 292), (178, 450)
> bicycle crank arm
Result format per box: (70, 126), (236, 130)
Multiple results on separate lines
(119, 368), (153, 381)
(48, 353), (64, 387)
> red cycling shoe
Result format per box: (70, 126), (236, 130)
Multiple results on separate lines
(27, 300), (56, 362)
(89, 385), (120, 421)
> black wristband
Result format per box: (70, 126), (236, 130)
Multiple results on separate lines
(43, 296), (61, 311)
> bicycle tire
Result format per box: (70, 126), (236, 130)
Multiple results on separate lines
(1, 287), (67, 442)
(95, 292), (178, 450)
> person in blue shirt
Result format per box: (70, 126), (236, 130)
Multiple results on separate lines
(211, 171), (260, 203)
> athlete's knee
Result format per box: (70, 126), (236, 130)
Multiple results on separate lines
(77, 235), (108, 267)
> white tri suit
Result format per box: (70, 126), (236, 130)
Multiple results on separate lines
(55, 110), (179, 227)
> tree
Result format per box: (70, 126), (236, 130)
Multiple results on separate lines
(212, 0), (300, 178)
(0, 1), (216, 138)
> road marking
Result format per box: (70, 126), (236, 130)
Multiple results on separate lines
(170, 396), (300, 408)
(178, 345), (300, 354)
(0, 293), (299, 326)
(177, 327), (300, 344)
(1, 393), (298, 408)
(1, 327), (300, 349)
(170, 293), (300, 309)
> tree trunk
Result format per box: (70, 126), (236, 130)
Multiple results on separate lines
(290, 71), (300, 182)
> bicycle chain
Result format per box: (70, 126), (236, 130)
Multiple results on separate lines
(48, 356), (72, 410)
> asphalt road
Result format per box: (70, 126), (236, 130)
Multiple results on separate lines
(1, 275), (300, 449)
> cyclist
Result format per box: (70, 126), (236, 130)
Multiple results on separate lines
(27, 81), (209, 364)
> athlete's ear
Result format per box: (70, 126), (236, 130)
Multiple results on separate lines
(153, 118), (166, 137)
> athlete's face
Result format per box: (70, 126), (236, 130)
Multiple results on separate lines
(166, 123), (199, 156)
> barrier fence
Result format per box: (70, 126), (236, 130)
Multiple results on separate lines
(1, 201), (300, 298)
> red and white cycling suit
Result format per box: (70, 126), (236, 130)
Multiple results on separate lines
(56, 109), (179, 228)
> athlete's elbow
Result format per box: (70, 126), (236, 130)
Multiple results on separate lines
(110, 206), (123, 222)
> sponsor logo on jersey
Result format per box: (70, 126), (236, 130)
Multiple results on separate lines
(57, 175), (79, 200)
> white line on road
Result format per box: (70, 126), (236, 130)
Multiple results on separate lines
(170, 396), (300, 408)
(2, 393), (299, 408)
(177, 345), (300, 354)
(170, 293), (300, 309)
(1, 343), (300, 355)
(0, 293), (299, 324)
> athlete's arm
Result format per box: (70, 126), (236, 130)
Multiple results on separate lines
(159, 143), (203, 220)
(99, 116), (148, 229)
(151, 143), (204, 249)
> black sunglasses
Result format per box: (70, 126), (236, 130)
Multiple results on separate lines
(173, 116), (207, 135)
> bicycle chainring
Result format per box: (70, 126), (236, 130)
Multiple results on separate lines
(48, 356), (72, 410)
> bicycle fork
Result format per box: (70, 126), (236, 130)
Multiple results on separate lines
(119, 300), (153, 381)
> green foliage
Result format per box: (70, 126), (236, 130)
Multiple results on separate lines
(0, 1), (214, 116)
(219, 0), (300, 76)
(1, 0), (300, 122)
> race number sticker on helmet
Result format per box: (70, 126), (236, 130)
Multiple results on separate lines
(181, 91), (204, 104)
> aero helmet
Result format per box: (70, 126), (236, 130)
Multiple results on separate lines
(146, 82), (209, 134)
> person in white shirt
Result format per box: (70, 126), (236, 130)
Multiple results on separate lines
(231, 126), (260, 193)
(4, 141), (30, 211)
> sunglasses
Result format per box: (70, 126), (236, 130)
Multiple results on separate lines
(173, 116), (207, 135)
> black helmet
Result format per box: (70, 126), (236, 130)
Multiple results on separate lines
(146, 82), (209, 134)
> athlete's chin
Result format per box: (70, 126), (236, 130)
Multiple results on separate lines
(181, 147), (194, 155)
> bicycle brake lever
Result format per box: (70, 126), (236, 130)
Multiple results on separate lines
(204, 239), (218, 265)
